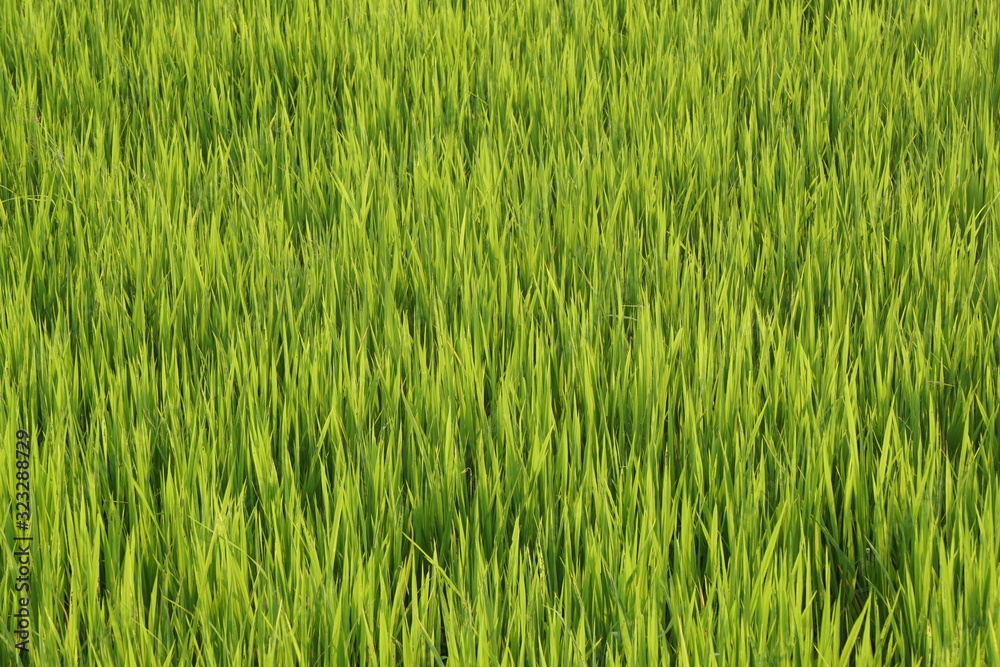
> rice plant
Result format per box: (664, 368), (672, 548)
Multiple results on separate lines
(1, 0), (999, 664)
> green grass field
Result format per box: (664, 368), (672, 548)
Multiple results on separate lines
(2, 0), (999, 664)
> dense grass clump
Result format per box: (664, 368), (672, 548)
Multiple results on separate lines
(2, 0), (999, 663)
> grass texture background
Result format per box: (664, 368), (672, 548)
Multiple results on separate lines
(2, 0), (1000, 664)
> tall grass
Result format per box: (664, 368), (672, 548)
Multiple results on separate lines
(1, 0), (999, 663)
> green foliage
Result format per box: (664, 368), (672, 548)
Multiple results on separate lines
(1, 0), (999, 663)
